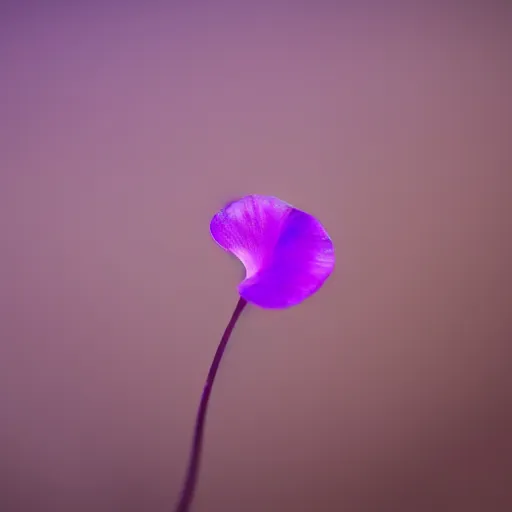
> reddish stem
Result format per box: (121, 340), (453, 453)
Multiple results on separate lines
(175, 296), (248, 512)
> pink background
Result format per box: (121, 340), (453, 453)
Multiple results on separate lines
(1, 2), (511, 511)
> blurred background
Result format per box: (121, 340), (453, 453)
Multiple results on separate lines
(1, 1), (511, 511)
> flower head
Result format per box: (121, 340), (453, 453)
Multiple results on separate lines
(210, 195), (335, 308)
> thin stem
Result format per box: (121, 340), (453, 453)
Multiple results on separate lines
(175, 296), (248, 512)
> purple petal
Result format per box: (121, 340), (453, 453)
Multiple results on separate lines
(210, 195), (335, 308)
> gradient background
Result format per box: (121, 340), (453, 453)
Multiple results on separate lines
(1, 2), (511, 511)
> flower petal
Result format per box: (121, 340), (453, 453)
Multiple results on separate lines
(210, 195), (335, 308)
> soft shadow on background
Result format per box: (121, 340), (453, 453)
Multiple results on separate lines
(1, 2), (511, 511)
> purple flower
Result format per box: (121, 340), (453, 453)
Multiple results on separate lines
(175, 195), (335, 512)
(210, 195), (335, 308)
